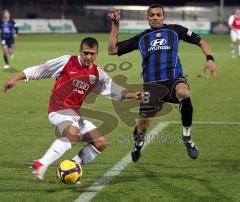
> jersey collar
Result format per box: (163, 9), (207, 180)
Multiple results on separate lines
(150, 24), (167, 31)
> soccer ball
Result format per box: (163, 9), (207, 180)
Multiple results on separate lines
(56, 160), (83, 184)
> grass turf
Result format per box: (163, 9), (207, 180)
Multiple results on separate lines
(0, 34), (240, 201)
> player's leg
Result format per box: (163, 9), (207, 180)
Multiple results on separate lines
(32, 125), (78, 181)
(8, 40), (15, 59)
(72, 126), (107, 165)
(131, 116), (153, 162)
(238, 40), (240, 56)
(230, 42), (237, 58)
(2, 42), (10, 69)
(32, 110), (80, 180)
(9, 48), (14, 59)
(131, 82), (168, 162)
(230, 30), (237, 58)
(175, 82), (198, 159)
(237, 31), (240, 56)
(71, 120), (106, 184)
(39, 125), (79, 164)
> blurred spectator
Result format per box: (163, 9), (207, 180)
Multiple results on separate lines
(228, 8), (240, 58)
(0, 9), (18, 69)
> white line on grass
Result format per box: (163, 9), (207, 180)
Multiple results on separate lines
(75, 120), (239, 202)
(75, 122), (169, 202)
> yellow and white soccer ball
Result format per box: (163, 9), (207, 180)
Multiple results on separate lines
(56, 160), (83, 184)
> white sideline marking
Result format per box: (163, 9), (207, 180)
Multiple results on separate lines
(75, 122), (169, 202)
(75, 120), (240, 202)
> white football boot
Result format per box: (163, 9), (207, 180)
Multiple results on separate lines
(31, 160), (48, 181)
(3, 65), (10, 69)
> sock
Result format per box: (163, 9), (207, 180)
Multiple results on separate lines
(183, 127), (191, 136)
(39, 137), (72, 166)
(230, 44), (234, 54)
(72, 144), (101, 165)
(72, 155), (82, 163)
(179, 97), (193, 129)
(133, 126), (145, 148)
(4, 54), (9, 64)
(238, 45), (240, 56)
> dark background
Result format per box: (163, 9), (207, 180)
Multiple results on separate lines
(82, 0), (239, 6)
(0, 0), (237, 32)
(0, 0), (239, 6)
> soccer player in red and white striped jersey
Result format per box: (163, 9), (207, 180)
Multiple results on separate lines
(228, 8), (240, 58)
(4, 37), (141, 181)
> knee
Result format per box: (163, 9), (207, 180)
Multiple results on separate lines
(176, 90), (190, 101)
(92, 136), (107, 152)
(175, 83), (190, 101)
(62, 126), (79, 146)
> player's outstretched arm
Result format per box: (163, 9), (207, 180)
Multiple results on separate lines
(199, 39), (217, 77)
(108, 9), (120, 55)
(4, 72), (26, 93)
(122, 90), (142, 100)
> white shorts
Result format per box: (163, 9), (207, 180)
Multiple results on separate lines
(48, 109), (96, 138)
(230, 29), (240, 42)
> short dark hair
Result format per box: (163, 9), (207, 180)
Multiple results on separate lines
(147, 4), (165, 16)
(80, 37), (98, 51)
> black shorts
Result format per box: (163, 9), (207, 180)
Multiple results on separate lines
(1, 39), (14, 48)
(139, 76), (189, 118)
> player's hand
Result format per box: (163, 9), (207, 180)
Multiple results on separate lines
(135, 91), (143, 100)
(3, 78), (17, 92)
(124, 91), (142, 100)
(108, 9), (121, 25)
(204, 60), (217, 78)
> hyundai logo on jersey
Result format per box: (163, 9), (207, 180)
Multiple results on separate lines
(150, 38), (167, 46)
(148, 38), (170, 52)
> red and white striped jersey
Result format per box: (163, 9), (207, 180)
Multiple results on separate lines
(23, 55), (125, 114)
(228, 15), (240, 30)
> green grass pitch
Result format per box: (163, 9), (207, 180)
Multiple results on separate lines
(0, 33), (240, 201)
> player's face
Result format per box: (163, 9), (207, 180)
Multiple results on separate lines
(3, 10), (10, 20)
(235, 9), (240, 17)
(79, 44), (98, 67)
(147, 7), (164, 29)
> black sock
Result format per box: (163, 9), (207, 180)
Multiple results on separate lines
(133, 126), (145, 148)
(179, 97), (193, 127)
(4, 54), (9, 65)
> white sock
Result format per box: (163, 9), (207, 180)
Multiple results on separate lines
(183, 127), (191, 136)
(72, 155), (82, 163)
(231, 44), (236, 55)
(72, 144), (101, 165)
(39, 137), (72, 166)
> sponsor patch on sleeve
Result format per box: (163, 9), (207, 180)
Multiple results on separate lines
(187, 29), (193, 36)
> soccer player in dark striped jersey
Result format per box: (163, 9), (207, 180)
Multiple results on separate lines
(0, 9), (18, 69)
(108, 4), (217, 161)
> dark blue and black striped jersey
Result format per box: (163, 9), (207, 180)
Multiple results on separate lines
(117, 24), (201, 82)
(0, 19), (17, 40)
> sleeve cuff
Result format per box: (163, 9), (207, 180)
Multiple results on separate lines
(23, 70), (30, 83)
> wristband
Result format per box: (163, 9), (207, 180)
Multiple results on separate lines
(206, 55), (214, 61)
